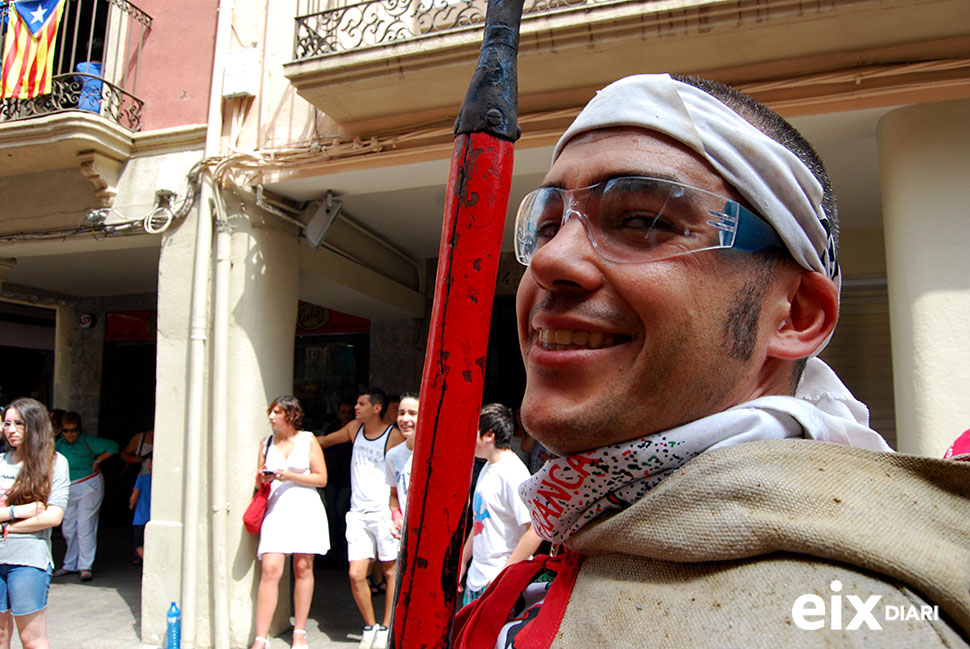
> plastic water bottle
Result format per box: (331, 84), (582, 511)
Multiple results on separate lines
(166, 601), (181, 649)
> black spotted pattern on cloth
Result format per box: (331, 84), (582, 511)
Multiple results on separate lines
(520, 434), (700, 545)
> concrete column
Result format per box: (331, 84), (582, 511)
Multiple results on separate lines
(223, 198), (300, 648)
(143, 194), (301, 648)
(143, 202), (203, 646)
(52, 305), (74, 410)
(877, 99), (970, 456)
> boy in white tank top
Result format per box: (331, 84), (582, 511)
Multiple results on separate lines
(319, 387), (405, 649)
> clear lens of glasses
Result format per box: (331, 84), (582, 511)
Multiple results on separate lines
(514, 176), (780, 265)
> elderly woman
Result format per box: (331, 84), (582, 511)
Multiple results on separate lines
(251, 396), (329, 649)
(52, 412), (118, 582)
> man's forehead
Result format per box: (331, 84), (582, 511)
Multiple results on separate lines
(545, 126), (738, 197)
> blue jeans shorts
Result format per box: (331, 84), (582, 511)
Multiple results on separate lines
(0, 564), (52, 616)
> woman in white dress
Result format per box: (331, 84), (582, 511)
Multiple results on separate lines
(251, 396), (329, 649)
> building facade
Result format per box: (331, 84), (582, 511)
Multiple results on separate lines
(0, 0), (968, 646)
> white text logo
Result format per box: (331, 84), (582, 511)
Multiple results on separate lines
(792, 580), (939, 631)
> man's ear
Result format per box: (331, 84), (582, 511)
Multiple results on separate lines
(767, 270), (839, 360)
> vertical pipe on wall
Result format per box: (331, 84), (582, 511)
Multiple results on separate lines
(179, 183), (213, 649)
(210, 187), (232, 649)
(177, 0), (235, 646)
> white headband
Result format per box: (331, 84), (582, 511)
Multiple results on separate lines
(553, 74), (840, 285)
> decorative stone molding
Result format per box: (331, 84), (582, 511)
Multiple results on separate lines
(78, 150), (124, 208)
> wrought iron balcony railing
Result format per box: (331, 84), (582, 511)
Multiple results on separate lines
(0, 0), (152, 131)
(0, 71), (143, 130)
(293, 0), (609, 60)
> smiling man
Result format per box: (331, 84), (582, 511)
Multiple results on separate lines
(452, 74), (970, 647)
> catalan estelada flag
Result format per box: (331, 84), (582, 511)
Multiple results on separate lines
(1, 0), (67, 99)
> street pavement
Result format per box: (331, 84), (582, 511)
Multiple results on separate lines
(21, 527), (379, 649)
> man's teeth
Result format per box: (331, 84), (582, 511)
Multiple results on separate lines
(537, 328), (615, 350)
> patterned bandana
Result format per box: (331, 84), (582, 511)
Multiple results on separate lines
(520, 358), (893, 545)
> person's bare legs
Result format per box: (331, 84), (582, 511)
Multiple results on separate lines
(348, 558), (376, 626)
(0, 610), (13, 649)
(14, 608), (50, 649)
(251, 553), (285, 649)
(379, 559), (397, 628)
(292, 553), (314, 646)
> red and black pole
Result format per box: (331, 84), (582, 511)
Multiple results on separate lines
(391, 1), (524, 646)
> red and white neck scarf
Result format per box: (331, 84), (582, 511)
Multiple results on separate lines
(520, 358), (892, 545)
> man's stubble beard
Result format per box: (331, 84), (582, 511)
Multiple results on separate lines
(520, 269), (770, 457)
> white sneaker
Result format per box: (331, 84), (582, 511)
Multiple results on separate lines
(359, 626), (378, 649)
(372, 626), (389, 649)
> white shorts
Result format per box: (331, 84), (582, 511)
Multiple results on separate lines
(345, 509), (400, 562)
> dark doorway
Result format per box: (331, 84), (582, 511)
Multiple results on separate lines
(294, 332), (370, 433)
(98, 340), (156, 525)
(482, 295), (525, 409)
(0, 346), (55, 407)
(0, 302), (56, 407)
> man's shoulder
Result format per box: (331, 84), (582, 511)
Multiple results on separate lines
(561, 550), (969, 647)
(359, 419), (389, 440)
(569, 439), (970, 633)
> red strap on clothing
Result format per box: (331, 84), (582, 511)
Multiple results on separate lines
(453, 549), (584, 649)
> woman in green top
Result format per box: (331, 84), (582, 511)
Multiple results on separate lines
(52, 412), (118, 582)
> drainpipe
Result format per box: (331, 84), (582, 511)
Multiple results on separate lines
(180, 0), (234, 647)
(210, 185), (232, 649)
(180, 182), (213, 649)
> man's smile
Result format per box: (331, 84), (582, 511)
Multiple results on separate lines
(535, 327), (622, 351)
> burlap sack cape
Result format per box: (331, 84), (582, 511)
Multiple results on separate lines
(553, 439), (970, 647)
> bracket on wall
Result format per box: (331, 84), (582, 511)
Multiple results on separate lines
(78, 150), (124, 208)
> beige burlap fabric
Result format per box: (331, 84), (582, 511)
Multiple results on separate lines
(557, 439), (970, 647)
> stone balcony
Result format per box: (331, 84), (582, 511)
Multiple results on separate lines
(283, 0), (970, 129)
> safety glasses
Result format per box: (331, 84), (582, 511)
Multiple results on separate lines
(514, 176), (783, 265)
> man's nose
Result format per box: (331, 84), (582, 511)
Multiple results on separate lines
(527, 216), (602, 291)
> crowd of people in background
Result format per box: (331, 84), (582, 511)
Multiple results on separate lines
(1, 376), (967, 649)
(0, 387), (547, 649)
(240, 386), (550, 649)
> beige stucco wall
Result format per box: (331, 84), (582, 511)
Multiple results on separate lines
(224, 194), (301, 646)
(838, 226), (887, 278)
(143, 188), (301, 646)
(878, 98), (970, 457)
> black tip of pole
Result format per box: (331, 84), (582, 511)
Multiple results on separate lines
(454, 0), (524, 141)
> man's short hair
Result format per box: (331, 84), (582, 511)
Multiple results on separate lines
(362, 386), (387, 417)
(479, 403), (515, 449)
(672, 74), (839, 247)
